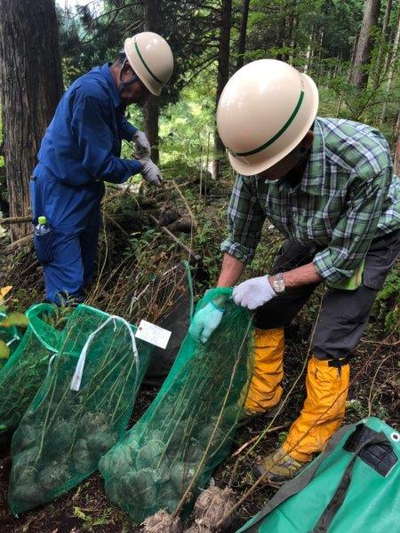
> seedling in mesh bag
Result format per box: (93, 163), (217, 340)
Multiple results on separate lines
(100, 288), (253, 524)
(8, 306), (151, 515)
(0, 303), (69, 441)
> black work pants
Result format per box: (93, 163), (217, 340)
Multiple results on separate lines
(254, 231), (400, 361)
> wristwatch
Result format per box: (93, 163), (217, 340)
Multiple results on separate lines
(269, 272), (286, 294)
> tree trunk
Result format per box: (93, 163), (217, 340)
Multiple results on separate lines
(286, 0), (297, 65)
(373, 0), (392, 88)
(236, 0), (251, 70)
(0, 0), (63, 241)
(288, 14), (298, 64)
(275, 2), (287, 60)
(394, 110), (400, 176)
(143, 0), (160, 164)
(303, 28), (314, 74)
(214, 0), (232, 178)
(143, 97), (160, 164)
(380, 10), (400, 125)
(350, 0), (381, 89)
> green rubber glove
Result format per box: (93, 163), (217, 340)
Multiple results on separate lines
(189, 301), (225, 343)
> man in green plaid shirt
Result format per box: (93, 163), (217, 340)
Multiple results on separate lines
(221, 117), (400, 286)
(190, 60), (400, 481)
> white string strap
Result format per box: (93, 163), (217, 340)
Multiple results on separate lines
(70, 315), (139, 392)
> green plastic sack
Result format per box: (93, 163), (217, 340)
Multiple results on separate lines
(0, 303), (65, 437)
(100, 288), (253, 523)
(238, 417), (400, 533)
(8, 304), (152, 515)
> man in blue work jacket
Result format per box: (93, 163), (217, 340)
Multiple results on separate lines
(31, 32), (174, 304)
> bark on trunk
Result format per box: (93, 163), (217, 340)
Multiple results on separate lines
(394, 110), (400, 176)
(286, 0), (297, 64)
(0, 0), (63, 241)
(143, 0), (161, 164)
(275, 2), (287, 60)
(373, 0), (392, 88)
(214, 0), (232, 178)
(380, 10), (400, 125)
(350, 0), (381, 89)
(304, 28), (314, 74)
(236, 0), (251, 70)
(143, 96), (160, 164)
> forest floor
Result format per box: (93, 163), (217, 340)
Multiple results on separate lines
(0, 172), (399, 532)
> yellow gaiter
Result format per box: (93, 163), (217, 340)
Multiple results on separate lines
(283, 356), (350, 463)
(245, 327), (285, 414)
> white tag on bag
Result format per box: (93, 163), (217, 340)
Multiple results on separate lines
(135, 320), (171, 349)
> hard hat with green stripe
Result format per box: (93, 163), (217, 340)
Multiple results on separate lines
(217, 59), (319, 176)
(124, 32), (174, 96)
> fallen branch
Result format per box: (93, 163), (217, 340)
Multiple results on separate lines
(6, 234), (33, 252)
(361, 338), (400, 346)
(172, 179), (197, 229)
(0, 215), (32, 225)
(149, 214), (201, 262)
(231, 423), (290, 458)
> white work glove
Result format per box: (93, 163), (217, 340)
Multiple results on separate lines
(189, 301), (224, 343)
(139, 158), (163, 186)
(232, 275), (277, 310)
(133, 130), (151, 159)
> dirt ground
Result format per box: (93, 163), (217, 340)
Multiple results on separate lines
(0, 179), (399, 532)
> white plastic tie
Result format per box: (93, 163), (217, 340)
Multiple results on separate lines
(70, 315), (139, 392)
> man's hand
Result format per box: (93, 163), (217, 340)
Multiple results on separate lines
(133, 130), (151, 159)
(233, 275), (276, 310)
(139, 159), (162, 186)
(189, 302), (224, 343)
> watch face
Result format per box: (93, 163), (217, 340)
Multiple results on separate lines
(272, 275), (285, 293)
(275, 283), (284, 293)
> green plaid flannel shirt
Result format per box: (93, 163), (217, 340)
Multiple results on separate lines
(221, 117), (400, 286)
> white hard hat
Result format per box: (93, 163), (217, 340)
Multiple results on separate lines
(124, 32), (174, 96)
(216, 59), (319, 175)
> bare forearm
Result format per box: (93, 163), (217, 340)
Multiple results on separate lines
(279, 262), (323, 289)
(217, 253), (245, 287)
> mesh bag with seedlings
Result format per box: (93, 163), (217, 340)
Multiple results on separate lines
(8, 304), (152, 515)
(100, 288), (253, 523)
(0, 303), (67, 438)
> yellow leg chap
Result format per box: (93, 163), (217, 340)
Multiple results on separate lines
(283, 357), (350, 463)
(244, 327), (285, 414)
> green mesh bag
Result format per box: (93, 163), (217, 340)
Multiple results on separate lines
(8, 304), (152, 515)
(0, 303), (65, 437)
(99, 288), (253, 523)
(0, 311), (22, 368)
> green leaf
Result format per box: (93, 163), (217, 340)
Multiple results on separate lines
(0, 312), (29, 328)
(73, 506), (88, 521)
(0, 340), (10, 360)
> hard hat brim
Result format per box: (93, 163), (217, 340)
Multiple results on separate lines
(227, 73), (319, 176)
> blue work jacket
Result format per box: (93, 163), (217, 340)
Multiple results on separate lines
(32, 64), (142, 231)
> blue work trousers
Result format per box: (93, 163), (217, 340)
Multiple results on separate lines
(31, 175), (103, 304)
(42, 223), (100, 304)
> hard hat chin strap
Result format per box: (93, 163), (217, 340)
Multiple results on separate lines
(119, 59), (140, 95)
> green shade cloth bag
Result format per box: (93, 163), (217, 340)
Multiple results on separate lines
(238, 417), (400, 533)
(0, 303), (66, 437)
(8, 304), (152, 515)
(100, 288), (254, 524)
